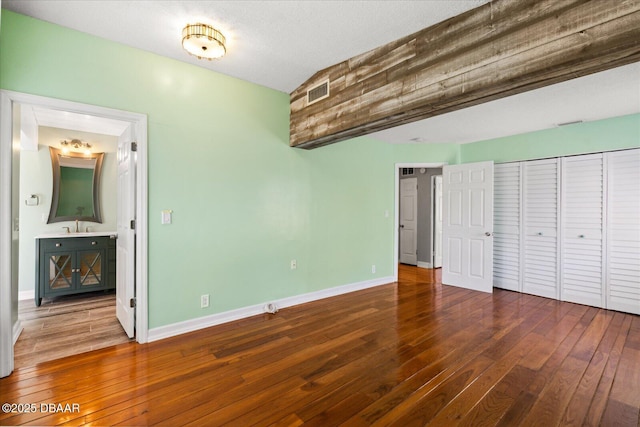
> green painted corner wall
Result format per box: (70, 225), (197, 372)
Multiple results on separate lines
(460, 113), (640, 164)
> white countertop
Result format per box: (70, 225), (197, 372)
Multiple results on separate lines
(35, 231), (118, 239)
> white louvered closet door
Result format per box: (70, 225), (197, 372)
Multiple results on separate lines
(606, 149), (640, 314)
(493, 163), (521, 291)
(522, 158), (560, 299)
(561, 154), (604, 307)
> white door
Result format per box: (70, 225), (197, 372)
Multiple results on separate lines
(433, 175), (443, 268)
(442, 162), (494, 293)
(399, 177), (418, 265)
(561, 154), (604, 307)
(116, 124), (136, 338)
(522, 158), (560, 299)
(493, 163), (521, 291)
(606, 149), (640, 314)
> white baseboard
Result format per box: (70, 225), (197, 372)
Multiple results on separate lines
(417, 261), (432, 269)
(148, 276), (394, 343)
(19, 290), (34, 301)
(12, 319), (23, 345)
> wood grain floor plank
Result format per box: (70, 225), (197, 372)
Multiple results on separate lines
(1, 266), (638, 426)
(13, 292), (130, 370)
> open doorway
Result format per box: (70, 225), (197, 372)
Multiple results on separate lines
(14, 125), (127, 368)
(394, 163), (446, 281)
(0, 90), (148, 377)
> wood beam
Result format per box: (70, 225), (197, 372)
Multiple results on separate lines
(289, 0), (640, 149)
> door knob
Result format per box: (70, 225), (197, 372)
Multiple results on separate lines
(400, 225), (405, 228)
(485, 232), (493, 237)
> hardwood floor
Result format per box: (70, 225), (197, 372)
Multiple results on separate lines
(14, 291), (131, 369)
(1, 265), (638, 426)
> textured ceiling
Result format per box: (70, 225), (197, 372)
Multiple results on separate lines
(3, 0), (489, 93)
(4, 0), (639, 145)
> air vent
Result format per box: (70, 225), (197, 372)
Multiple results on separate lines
(307, 80), (330, 105)
(401, 168), (414, 176)
(557, 120), (584, 127)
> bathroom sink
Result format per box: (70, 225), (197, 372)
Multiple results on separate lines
(35, 231), (118, 239)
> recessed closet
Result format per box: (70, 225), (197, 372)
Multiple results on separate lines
(493, 148), (640, 315)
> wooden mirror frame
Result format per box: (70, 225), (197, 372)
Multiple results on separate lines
(48, 147), (104, 224)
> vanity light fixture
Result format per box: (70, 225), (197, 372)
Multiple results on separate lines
(61, 139), (91, 155)
(182, 23), (226, 60)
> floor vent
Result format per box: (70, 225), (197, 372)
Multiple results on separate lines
(307, 80), (330, 105)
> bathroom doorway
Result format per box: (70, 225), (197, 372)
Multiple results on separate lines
(0, 90), (148, 377)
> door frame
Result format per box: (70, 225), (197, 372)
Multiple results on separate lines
(0, 90), (149, 377)
(431, 174), (443, 268)
(394, 162), (446, 282)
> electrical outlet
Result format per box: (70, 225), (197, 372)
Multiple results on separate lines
(291, 259), (297, 270)
(372, 265), (376, 274)
(200, 294), (209, 308)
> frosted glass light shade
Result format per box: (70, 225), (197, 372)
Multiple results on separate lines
(182, 23), (226, 60)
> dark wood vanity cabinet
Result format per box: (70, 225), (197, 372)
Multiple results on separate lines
(35, 235), (116, 306)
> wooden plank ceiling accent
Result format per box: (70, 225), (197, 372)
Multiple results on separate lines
(289, 0), (640, 149)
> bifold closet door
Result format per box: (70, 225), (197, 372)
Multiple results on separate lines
(493, 163), (521, 291)
(606, 149), (640, 314)
(561, 153), (604, 307)
(522, 158), (560, 299)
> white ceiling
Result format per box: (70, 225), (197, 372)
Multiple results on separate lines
(31, 107), (130, 136)
(4, 0), (639, 145)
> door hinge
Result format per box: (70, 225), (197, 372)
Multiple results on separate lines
(130, 219), (136, 230)
(130, 297), (136, 308)
(131, 142), (138, 152)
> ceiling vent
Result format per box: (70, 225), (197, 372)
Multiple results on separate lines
(307, 80), (330, 105)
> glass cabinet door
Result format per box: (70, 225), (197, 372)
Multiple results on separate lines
(79, 249), (103, 287)
(47, 253), (73, 290)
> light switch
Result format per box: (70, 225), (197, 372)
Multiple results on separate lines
(161, 210), (172, 224)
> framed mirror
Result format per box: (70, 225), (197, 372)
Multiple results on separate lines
(48, 147), (104, 224)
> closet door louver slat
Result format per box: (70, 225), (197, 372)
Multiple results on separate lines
(522, 159), (560, 299)
(606, 149), (640, 315)
(561, 154), (604, 307)
(493, 163), (521, 291)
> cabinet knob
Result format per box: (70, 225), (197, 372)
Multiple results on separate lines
(55, 243), (62, 247)
(91, 241), (97, 245)
(537, 232), (543, 236)
(578, 234), (585, 238)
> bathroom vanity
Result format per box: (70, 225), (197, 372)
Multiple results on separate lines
(35, 232), (117, 306)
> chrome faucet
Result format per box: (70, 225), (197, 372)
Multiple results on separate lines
(75, 219), (79, 233)
(62, 226), (70, 234)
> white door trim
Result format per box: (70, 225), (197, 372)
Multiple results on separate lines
(394, 162), (446, 282)
(431, 174), (443, 268)
(0, 90), (148, 377)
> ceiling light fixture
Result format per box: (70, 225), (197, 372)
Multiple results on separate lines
(182, 23), (226, 60)
(61, 139), (91, 155)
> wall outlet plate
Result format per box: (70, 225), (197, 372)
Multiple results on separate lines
(200, 294), (209, 308)
(161, 210), (173, 225)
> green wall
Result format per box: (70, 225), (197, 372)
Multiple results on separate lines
(2, 10), (637, 330)
(461, 113), (640, 164)
(0, 10), (450, 328)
